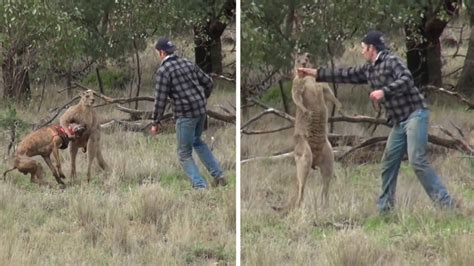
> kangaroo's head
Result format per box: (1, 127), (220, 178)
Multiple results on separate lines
(79, 90), (95, 107)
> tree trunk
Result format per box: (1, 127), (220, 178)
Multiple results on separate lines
(210, 37), (223, 74)
(2, 56), (15, 99)
(425, 36), (443, 87)
(405, 26), (429, 88)
(405, 23), (444, 87)
(194, 27), (213, 74)
(404, 0), (458, 88)
(278, 80), (289, 113)
(133, 38), (142, 110)
(457, 6), (474, 97)
(67, 64), (73, 99)
(193, 0), (234, 74)
(96, 67), (104, 94)
(194, 25), (224, 74)
(2, 51), (31, 101)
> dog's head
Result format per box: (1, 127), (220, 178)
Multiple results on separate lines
(66, 123), (86, 140)
(79, 90), (95, 107)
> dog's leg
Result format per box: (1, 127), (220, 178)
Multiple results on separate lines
(318, 140), (334, 207)
(69, 143), (79, 180)
(3, 167), (16, 181)
(12, 156), (47, 186)
(31, 165), (47, 186)
(42, 155), (65, 185)
(51, 137), (66, 180)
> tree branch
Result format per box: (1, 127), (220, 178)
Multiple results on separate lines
(241, 125), (293, 135)
(33, 96), (81, 130)
(242, 132), (473, 165)
(423, 85), (474, 110)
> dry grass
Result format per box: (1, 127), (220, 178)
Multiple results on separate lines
(241, 40), (474, 265)
(0, 60), (236, 265)
(242, 104), (474, 265)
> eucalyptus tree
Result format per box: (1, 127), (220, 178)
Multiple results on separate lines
(165, 0), (235, 74)
(0, 0), (64, 100)
(242, 0), (463, 101)
(55, 0), (167, 94)
(241, 0), (382, 98)
(457, 0), (474, 96)
(401, 0), (460, 88)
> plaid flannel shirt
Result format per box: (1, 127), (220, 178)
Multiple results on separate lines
(152, 55), (213, 124)
(317, 50), (427, 126)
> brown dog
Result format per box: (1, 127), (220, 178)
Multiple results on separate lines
(3, 124), (84, 186)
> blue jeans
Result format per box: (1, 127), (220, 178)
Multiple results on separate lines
(176, 115), (224, 188)
(378, 108), (454, 213)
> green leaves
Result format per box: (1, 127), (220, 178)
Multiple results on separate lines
(0, 106), (28, 135)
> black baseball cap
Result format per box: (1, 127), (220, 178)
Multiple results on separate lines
(361, 30), (387, 51)
(155, 37), (176, 53)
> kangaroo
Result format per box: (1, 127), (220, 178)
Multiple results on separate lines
(274, 53), (342, 213)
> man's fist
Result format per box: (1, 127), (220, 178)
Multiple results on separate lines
(369, 89), (384, 102)
(150, 124), (161, 136)
(297, 68), (317, 77)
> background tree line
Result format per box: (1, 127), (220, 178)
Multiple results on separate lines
(242, 0), (474, 100)
(0, 0), (235, 102)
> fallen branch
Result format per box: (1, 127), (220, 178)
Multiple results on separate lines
(72, 85), (236, 124)
(210, 73), (235, 82)
(241, 108), (294, 130)
(430, 128), (473, 154)
(329, 115), (388, 126)
(100, 119), (153, 132)
(337, 136), (387, 161)
(73, 83), (154, 107)
(116, 104), (153, 120)
(207, 109), (236, 124)
(328, 134), (362, 146)
(242, 99), (388, 132)
(33, 95), (81, 130)
(423, 85), (474, 110)
(218, 104), (235, 115)
(449, 121), (465, 138)
(241, 125), (293, 135)
(241, 152), (293, 165)
(242, 132), (473, 165)
(117, 104), (235, 124)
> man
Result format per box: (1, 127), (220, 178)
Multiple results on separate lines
(298, 30), (455, 213)
(150, 36), (226, 189)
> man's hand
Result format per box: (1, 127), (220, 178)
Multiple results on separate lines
(297, 68), (317, 77)
(369, 89), (384, 102)
(150, 124), (161, 136)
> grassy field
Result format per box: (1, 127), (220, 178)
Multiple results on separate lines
(241, 45), (474, 265)
(0, 66), (236, 264)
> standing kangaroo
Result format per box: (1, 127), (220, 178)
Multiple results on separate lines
(274, 53), (342, 213)
(60, 90), (108, 182)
